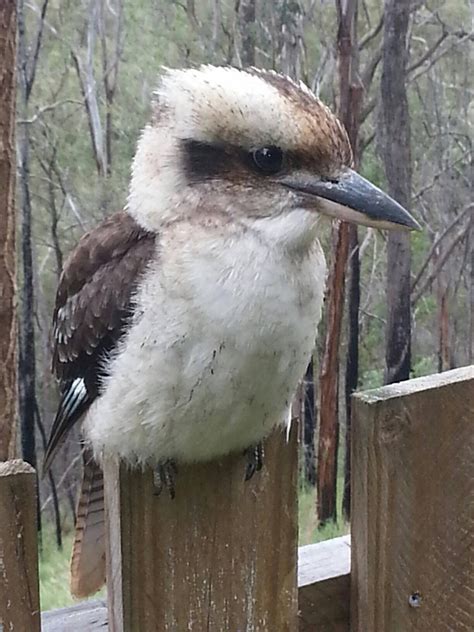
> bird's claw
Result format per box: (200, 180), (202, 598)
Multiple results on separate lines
(153, 459), (178, 498)
(244, 442), (264, 481)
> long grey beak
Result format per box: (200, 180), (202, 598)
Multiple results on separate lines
(282, 168), (421, 231)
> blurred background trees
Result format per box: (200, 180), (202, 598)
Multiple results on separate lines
(12, 0), (472, 604)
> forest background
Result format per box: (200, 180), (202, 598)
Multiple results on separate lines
(3, 0), (472, 610)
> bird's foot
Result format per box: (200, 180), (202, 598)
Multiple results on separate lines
(244, 442), (264, 481)
(153, 459), (178, 499)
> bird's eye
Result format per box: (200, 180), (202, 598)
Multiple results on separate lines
(251, 146), (283, 174)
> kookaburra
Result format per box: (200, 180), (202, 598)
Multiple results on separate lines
(43, 66), (418, 598)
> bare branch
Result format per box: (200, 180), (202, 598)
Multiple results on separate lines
(359, 14), (383, 50)
(412, 224), (470, 305)
(361, 45), (382, 90)
(409, 32), (473, 83)
(413, 150), (471, 201)
(408, 30), (449, 75)
(411, 204), (472, 291)
(25, 0), (50, 98)
(17, 99), (82, 124)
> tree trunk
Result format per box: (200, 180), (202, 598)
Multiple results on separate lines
(343, 224), (360, 519)
(317, 0), (361, 525)
(381, 0), (412, 385)
(337, 0), (362, 522)
(0, 0), (18, 461)
(303, 360), (316, 486)
(317, 222), (349, 524)
(435, 246), (451, 372)
(278, 0), (304, 80)
(238, 0), (256, 67)
(17, 0), (38, 472)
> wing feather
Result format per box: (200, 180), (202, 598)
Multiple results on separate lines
(43, 212), (156, 473)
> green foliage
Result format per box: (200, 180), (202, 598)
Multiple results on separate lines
(299, 475), (348, 546)
(39, 525), (105, 611)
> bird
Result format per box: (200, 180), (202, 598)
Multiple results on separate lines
(43, 65), (419, 598)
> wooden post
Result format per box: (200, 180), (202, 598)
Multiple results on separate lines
(105, 427), (298, 631)
(351, 366), (474, 631)
(0, 460), (40, 631)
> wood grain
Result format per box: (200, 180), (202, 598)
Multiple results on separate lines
(0, 0), (18, 460)
(351, 366), (474, 631)
(105, 427), (298, 632)
(41, 599), (108, 631)
(0, 460), (40, 631)
(42, 536), (352, 631)
(298, 535), (350, 631)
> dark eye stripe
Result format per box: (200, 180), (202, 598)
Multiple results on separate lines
(182, 139), (309, 183)
(181, 140), (234, 182)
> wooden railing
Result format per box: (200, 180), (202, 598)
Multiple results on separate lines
(1, 366), (472, 631)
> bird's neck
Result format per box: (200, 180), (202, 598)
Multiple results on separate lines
(241, 208), (321, 257)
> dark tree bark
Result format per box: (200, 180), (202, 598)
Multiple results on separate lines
(381, 0), (412, 384)
(337, 0), (363, 521)
(99, 0), (123, 176)
(317, 0), (361, 526)
(17, 0), (39, 471)
(343, 225), (360, 519)
(238, 0), (256, 66)
(0, 0), (18, 461)
(303, 360), (316, 486)
(277, 0), (304, 79)
(317, 222), (349, 525)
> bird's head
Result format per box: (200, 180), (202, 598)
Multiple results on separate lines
(128, 66), (419, 238)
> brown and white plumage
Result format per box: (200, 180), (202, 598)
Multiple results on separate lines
(69, 451), (106, 599)
(44, 65), (418, 598)
(45, 212), (154, 596)
(44, 212), (155, 471)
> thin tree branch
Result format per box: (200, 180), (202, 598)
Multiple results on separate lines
(25, 0), (50, 98)
(412, 225), (469, 305)
(411, 205), (472, 291)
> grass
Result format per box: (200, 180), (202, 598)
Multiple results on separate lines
(39, 527), (76, 611)
(39, 483), (347, 612)
(298, 476), (349, 546)
(39, 525), (106, 611)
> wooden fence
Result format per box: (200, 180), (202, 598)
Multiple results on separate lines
(1, 366), (472, 631)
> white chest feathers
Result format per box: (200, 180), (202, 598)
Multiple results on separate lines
(85, 212), (327, 466)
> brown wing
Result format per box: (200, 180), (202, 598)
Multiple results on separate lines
(43, 212), (156, 473)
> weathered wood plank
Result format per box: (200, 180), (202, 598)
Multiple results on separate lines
(351, 365), (474, 631)
(298, 535), (350, 631)
(42, 536), (352, 631)
(0, 460), (40, 631)
(41, 599), (108, 631)
(105, 427), (299, 631)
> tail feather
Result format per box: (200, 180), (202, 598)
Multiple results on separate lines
(70, 451), (106, 599)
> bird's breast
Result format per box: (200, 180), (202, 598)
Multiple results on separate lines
(86, 225), (327, 465)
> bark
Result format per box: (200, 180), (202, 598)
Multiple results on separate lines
(381, 0), (412, 385)
(317, 222), (349, 524)
(0, 0), (18, 461)
(278, 0), (304, 80)
(35, 403), (62, 548)
(338, 0), (362, 522)
(470, 213), (473, 365)
(317, 0), (361, 525)
(17, 0), (38, 471)
(435, 247), (451, 373)
(343, 225), (360, 519)
(238, 0), (256, 67)
(99, 0), (123, 176)
(303, 360), (316, 486)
